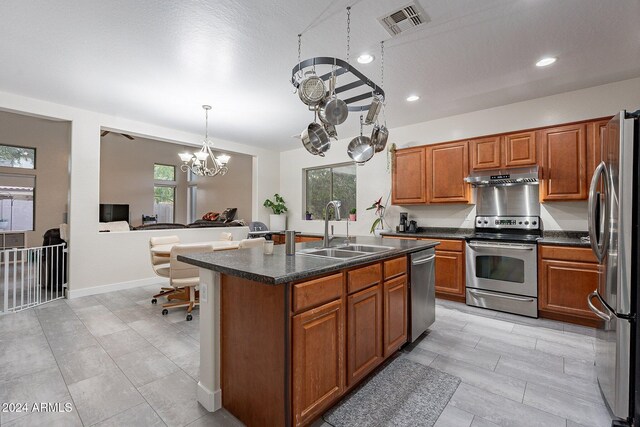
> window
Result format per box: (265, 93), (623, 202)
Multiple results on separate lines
(0, 144), (35, 169)
(0, 174), (35, 231)
(305, 163), (356, 219)
(153, 164), (175, 223)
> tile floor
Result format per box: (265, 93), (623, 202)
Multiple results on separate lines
(0, 286), (613, 427)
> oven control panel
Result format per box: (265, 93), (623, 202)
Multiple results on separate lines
(475, 216), (540, 230)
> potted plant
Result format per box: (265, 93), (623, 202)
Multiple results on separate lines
(366, 196), (389, 236)
(263, 193), (288, 231)
(305, 211), (313, 221)
(348, 208), (357, 221)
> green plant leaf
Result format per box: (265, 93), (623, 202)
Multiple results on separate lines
(370, 217), (381, 234)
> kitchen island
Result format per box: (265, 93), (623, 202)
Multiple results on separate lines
(179, 236), (439, 427)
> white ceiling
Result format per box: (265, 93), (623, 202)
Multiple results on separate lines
(1, 0), (639, 151)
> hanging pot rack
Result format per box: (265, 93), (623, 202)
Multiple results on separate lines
(291, 56), (385, 112)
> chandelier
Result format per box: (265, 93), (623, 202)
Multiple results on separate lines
(179, 105), (230, 177)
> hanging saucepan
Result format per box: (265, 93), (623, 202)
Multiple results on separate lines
(323, 123), (338, 140)
(318, 74), (349, 126)
(371, 124), (389, 153)
(364, 96), (382, 125)
(301, 122), (330, 156)
(348, 135), (374, 165)
(298, 70), (326, 107)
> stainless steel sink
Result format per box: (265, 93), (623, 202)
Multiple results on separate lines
(337, 244), (395, 253)
(297, 244), (394, 259)
(297, 248), (368, 259)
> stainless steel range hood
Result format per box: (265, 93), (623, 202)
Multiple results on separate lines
(465, 166), (539, 187)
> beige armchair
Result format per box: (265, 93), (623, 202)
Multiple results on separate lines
(149, 235), (180, 304)
(161, 243), (213, 321)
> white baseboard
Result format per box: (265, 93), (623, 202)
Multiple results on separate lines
(67, 277), (169, 299)
(197, 381), (222, 412)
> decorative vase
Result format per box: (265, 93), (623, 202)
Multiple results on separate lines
(270, 214), (286, 231)
(349, 214), (356, 221)
(305, 213), (312, 220)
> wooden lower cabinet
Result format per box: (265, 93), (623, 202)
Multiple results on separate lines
(347, 284), (383, 386)
(415, 238), (466, 302)
(292, 299), (345, 426)
(383, 274), (408, 357)
(538, 245), (603, 327)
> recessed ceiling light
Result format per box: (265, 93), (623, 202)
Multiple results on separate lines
(536, 57), (557, 67)
(406, 95), (420, 102)
(357, 54), (374, 64)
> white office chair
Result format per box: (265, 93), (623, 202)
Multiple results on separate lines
(238, 237), (266, 249)
(149, 235), (180, 303)
(162, 243), (213, 321)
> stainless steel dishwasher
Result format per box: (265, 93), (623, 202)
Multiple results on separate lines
(410, 248), (436, 342)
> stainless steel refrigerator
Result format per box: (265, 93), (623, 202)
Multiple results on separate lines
(587, 110), (639, 425)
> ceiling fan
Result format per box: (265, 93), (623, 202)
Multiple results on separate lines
(100, 130), (134, 140)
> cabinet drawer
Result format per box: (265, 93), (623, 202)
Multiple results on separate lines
(539, 245), (597, 263)
(383, 257), (406, 281)
(293, 273), (343, 313)
(347, 264), (381, 294)
(418, 238), (463, 252)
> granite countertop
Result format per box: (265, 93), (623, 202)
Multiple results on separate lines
(381, 227), (474, 240)
(178, 236), (439, 285)
(382, 227), (591, 248)
(537, 231), (591, 248)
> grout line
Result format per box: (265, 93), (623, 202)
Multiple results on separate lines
(34, 305), (84, 426)
(522, 381), (527, 403)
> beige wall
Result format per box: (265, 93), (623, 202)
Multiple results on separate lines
(193, 153), (253, 221)
(100, 134), (252, 226)
(0, 111), (70, 247)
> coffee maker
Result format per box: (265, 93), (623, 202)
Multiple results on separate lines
(399, 212), (408, 232)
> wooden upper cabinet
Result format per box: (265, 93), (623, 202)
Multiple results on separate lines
(426, 142), (470, 203)
(470, 132), (536, 171)
(469, 136), (501, 170)
(292, 299), (345, 426)
(587, 119), (610, 181)
(503, 131), (537, 167)
(539, 123), (588, 201)
(391, 147), (426, 205)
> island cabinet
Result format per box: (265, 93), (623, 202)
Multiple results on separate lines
(469, 132), (537, 171)
(425, 141), (471, 204)
(272, 234), (322, 245)
(290, 257), (408, 426)
(391, 147), (426, 204)
(538, 245), (603, 327)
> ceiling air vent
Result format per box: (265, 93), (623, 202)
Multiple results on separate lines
(378, 2), (429, 37)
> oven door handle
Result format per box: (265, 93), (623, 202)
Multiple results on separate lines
(587, 290), (612, 322)
(467, 242), (534, 251)
(467, 289), (535, 302)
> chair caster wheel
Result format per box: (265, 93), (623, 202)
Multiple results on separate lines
(151, 299), (157, 304)
(186, 314), (193, 321)
(162, 309), (168, 315)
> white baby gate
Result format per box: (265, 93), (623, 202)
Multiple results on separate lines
(0, 243), (67, 314)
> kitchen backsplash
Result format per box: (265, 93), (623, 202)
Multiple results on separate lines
(383, 201), (588, 232)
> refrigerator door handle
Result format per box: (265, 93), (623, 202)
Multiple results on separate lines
(587, 162), (611, 263)
(587, 290), (612, 321)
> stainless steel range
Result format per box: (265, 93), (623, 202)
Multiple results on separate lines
(464, 167), (541, 317)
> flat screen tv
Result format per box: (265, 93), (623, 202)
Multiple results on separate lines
(99, 204), (130, 223)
